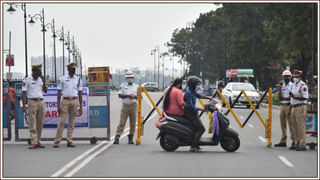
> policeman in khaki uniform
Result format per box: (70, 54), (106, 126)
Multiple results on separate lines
(22, 64), (48, 149)
(113, 71), (138, 144)
(289, 70), (308, 151)
(275, 70), (294, 147)
(53, 62), (82, 148)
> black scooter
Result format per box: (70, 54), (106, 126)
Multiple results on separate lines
(156, 99), (240, 152)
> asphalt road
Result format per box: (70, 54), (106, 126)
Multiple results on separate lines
(2, 91), (318, 179)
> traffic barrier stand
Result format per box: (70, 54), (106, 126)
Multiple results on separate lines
(2, 81), (12, 141)
(216, 88), (273, 147)
(136, 86), (163, 145)
(305, 98), (318, 150)
(13, 82), (111, 145)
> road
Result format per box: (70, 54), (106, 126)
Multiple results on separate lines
(2, 91), (318, 179)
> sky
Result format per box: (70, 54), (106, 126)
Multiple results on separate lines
(2, 2), (221, 77)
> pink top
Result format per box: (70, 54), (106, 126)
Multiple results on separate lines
(164, 87), (185, 116)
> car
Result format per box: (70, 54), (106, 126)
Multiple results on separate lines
(141, 82), (160, 92)
(221, 82), (260, 108)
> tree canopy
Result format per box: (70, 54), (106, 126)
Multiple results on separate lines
(167, 3), (317, 90)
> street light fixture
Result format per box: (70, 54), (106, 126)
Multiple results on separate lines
(150, 49), (156, 82)
(6, 3), (28, 77)
(28, 8), (47, 79)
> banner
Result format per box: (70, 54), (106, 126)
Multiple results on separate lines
(23, 87), (89, 128)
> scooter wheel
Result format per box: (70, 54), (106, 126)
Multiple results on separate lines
(160, 135), (179, 152)
(220, 135), (240, 152)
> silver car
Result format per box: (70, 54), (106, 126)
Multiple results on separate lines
(221, 82), (260, 108)
(141, 82), (160, 92)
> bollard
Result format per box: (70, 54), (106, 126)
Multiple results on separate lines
(136, 85), (142, 145)
(267, 88), (272, 147)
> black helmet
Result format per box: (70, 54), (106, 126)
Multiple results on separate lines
(187, 76), (202, 88)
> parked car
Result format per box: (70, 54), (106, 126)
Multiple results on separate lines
(141, 82), (160, 92)
(221, 82), (260, 108)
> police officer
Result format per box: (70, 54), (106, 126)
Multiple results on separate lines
(53, 62), (82, 148)
(113, 71), (138, 144)
(275, 70), (294, 147)
(289, 70), (308, 151)
(22, 64), (48, 149)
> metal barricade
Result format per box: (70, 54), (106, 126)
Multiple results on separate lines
(3, 82), (11, 141)
(14, 82), (110, 144)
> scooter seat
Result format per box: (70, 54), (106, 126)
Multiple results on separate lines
(166, 115), (193, 126)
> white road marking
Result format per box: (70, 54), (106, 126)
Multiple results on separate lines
(258, 136), (267, 143)
(239, 115), (244, 119)
(64, 132), (129, 177)
(51, 129), (129, 177)
(248, 124), (254, 128)
(278, 156), (294, 167)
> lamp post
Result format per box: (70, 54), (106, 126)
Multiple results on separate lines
(157, 45), (160, 86)
(66, 31), (71, 64)
(6, 3), (28, 77)
(56, 26), (66, 75)
(29, 8), (47, 79)
(44, 19), (57, 83)
(150, 49), (156, 82)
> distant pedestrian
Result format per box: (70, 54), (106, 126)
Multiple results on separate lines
(21, 64), (48, 149)
(289, 69), (308, 151)
(114, 71), (138, 144)
(8, 82), (15, 120)
(275, 70), (294, 148)
(53, 62), (83, 148)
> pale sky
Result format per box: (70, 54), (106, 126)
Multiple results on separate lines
(2, 2), (220, 76)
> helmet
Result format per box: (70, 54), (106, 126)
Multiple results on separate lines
(282, 70), (292, 77)
(187, 76), (203, 88)
(125, 71), (134, 78)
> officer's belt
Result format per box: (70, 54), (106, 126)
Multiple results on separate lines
(29, 98), (43, 101)
(291, 103), (306, 108)
(63, 97), (78, 100)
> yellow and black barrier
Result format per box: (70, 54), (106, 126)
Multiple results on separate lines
(215, 89), (273, 147)
(136, 86), (163, 145)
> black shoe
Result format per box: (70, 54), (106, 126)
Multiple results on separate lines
(128, 135), (134, 144)
(289, 144), (296, 150)
(113, 138), (119, 144)
(296, 147), (306, 151)
(274, 142), (287, 147)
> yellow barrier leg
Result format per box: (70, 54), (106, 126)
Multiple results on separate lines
(136, 86), (142, 145)
(267, 88), (272, 147)
(216, 89), (243, 128)
(142, 88), (162, 116)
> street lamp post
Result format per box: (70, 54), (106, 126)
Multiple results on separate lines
(150, 49), (156, 82)
(45, 19), (57, 83)
(29, 8), (47, 79)
(57, 26), (66, 75)
(6, 3), (28, 77)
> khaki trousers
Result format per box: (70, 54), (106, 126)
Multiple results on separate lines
(291, 105), (307, 147)
(55, 99), (78, 143)
(116, 103), (137, 137)
(279, 105), (295, 143)
(28, 99), (45, 145)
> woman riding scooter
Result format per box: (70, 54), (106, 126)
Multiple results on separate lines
(184, 76), (212, 152)
(163, 78), (187, 117)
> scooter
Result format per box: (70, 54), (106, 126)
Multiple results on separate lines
(155, 99), (240, 152)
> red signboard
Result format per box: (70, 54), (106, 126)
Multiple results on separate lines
(6, 55), (14, 66)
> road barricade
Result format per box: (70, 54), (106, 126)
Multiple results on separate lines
(13, 82), (110, 144)
(2, 82), (12, 141)
(214, 88), (273, 147)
